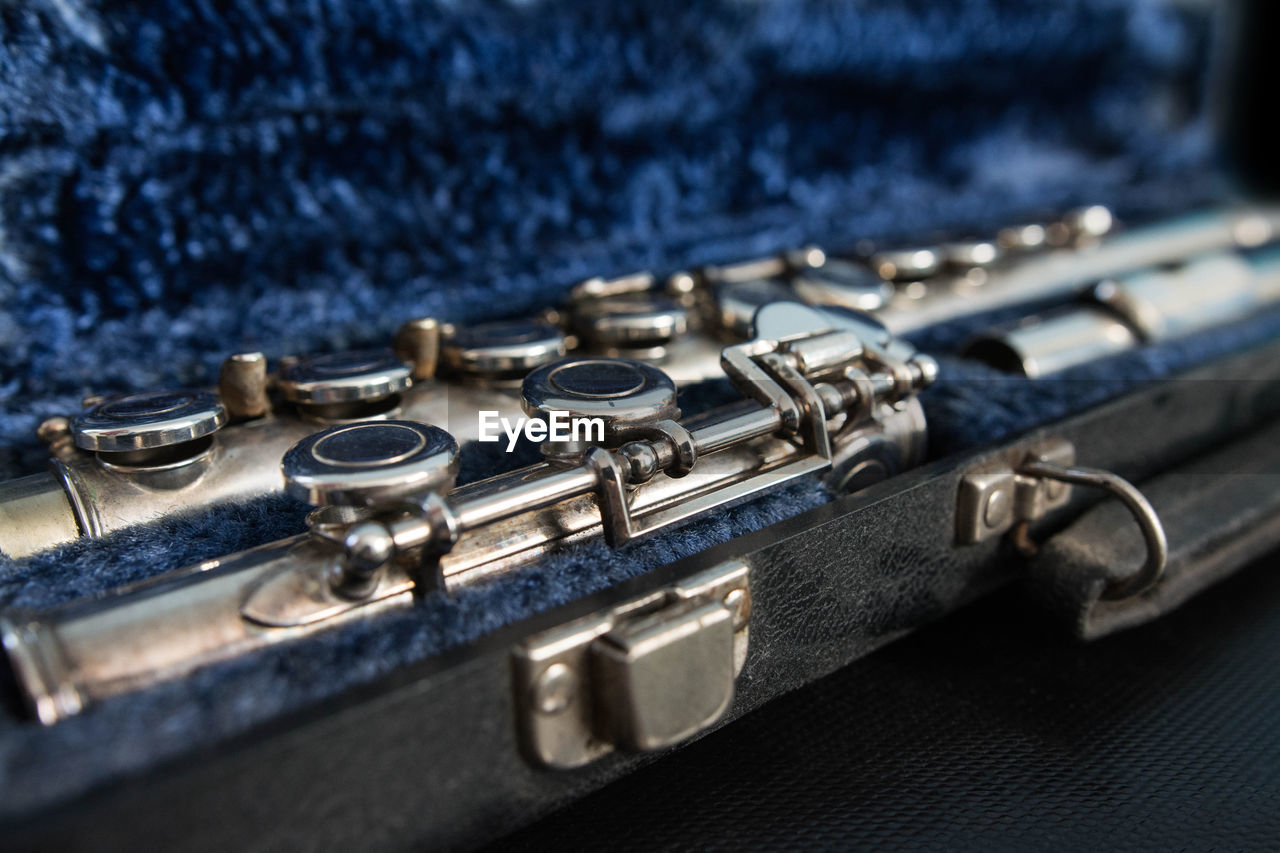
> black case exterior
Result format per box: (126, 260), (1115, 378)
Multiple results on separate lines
(7, 338), (1280, 852)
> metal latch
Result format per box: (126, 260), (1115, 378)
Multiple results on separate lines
(512, 560), (750, 769)
(957, 438), (1168, 600)
(956, 439), (1076, 544)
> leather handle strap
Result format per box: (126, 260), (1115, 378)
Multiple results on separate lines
(1028, 417), (1280, 640)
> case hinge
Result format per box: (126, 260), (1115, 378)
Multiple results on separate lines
(512, 560), (750, 769)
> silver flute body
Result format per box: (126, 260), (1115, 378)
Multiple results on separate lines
(2, 203), (1279, 560)
(3, 303), (931, 723)
(962, 248), (1280, 375)
(0, 380), (529, 558)
(872, 206), (1280, 334)
(0, 321), (724, 559)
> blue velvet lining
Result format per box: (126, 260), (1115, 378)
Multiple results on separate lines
(0, 0), (1237, 819)
(0, 0), (1214, 474)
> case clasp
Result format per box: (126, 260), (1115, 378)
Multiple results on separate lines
(512, 560), (750, 769)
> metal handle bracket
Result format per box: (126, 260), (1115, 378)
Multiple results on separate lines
(957, 439), (1168, 600)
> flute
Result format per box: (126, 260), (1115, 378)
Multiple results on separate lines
(2, 204), (1276, 558)
(2, 302), (933, 723)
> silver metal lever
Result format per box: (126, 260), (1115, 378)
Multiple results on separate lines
(1016, 459), (1168, 600)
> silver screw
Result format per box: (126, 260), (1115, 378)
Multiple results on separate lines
(331, 522), (396, 600)
(983, 488), (1012, 529)
(532, 663), (577, 715)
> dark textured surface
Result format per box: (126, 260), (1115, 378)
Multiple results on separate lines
(0, 0), (1252, 831)
(492, 555), (1280, 852)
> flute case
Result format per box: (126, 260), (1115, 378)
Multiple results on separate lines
(1, 1), (1277, 849)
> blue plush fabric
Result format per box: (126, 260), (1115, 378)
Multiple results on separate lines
(0, 0), (1238, 819)
(0, 0), (1215, 474)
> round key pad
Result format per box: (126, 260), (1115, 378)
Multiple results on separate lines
(282, 420), (459, 506)
(278, 350), (412, 405)
(72, 389), (227, 452)
(521, 358), (679, 436)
